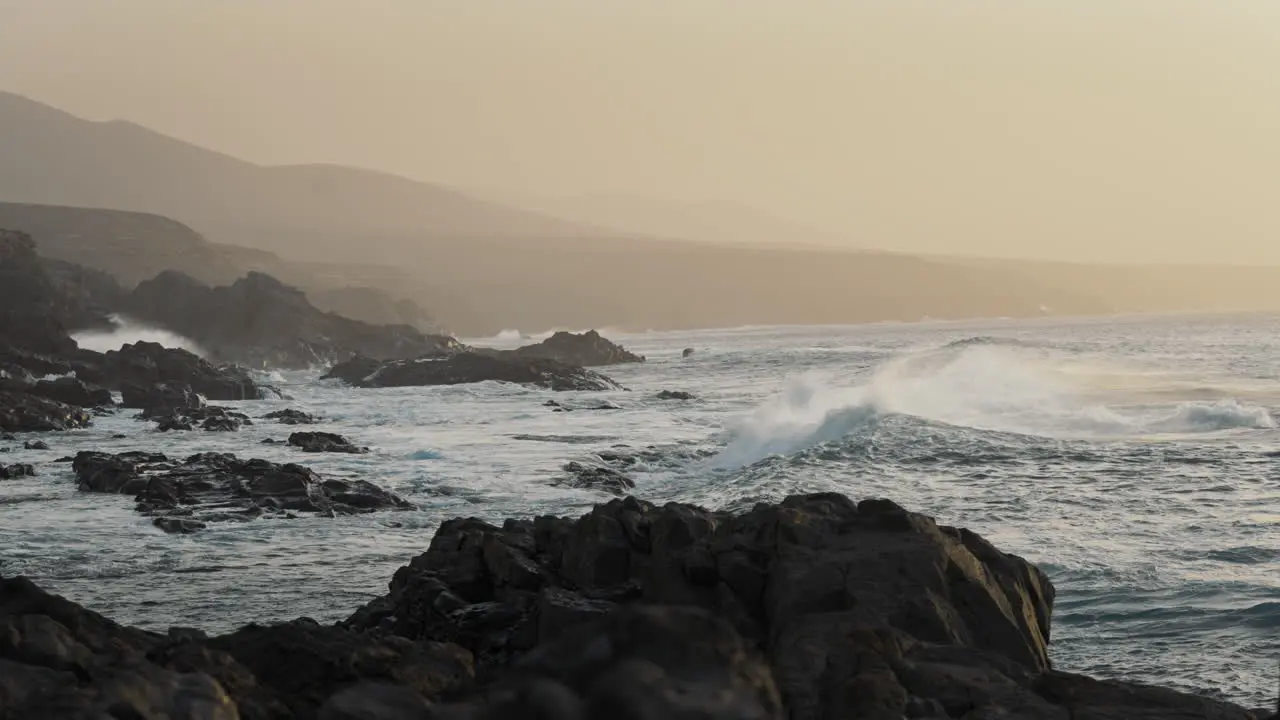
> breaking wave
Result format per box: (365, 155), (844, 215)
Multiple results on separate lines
(713, 341), (1276, 468)
(71, 315), (205, 356)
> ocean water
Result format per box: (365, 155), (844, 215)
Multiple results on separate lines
(2, 314), (1278, 707)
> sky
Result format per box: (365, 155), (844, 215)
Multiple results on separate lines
(2, 0), (1280, 264)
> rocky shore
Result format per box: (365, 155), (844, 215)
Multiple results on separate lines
(1, 493), (1272, 720)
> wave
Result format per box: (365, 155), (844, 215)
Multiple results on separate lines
(72, 315), (205, 356)
(712, 342), (1276, 467)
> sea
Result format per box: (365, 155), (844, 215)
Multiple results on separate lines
(2, 313), (1277, 708)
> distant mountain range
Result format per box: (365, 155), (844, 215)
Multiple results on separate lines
(3, 90), (1279, 334)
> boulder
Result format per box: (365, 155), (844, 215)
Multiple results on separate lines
(0, 463), (35, 479)
(0, 389), (92, 432)
(29, 376), (114, 408)
(322, 354), (384, 385)
(289, 431), (369, 454)
(71, 450), (412, 530)
(682, 347), (695, 357)
(333, 352), (624, 392)
(559, 461), (637, 495)
(655, 390), (695, 400)
(512, 329), (645, 366)
(262, 408), (318, 424)
(122, 381), (206, 417)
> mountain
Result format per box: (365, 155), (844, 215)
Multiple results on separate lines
(16, 90), (1279, 335)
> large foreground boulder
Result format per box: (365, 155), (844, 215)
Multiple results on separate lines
(0, 494), (1266, 719)
(325, 351), (624, 392)
(344, 493), (1261, 720)
(512, 329), (645, 366)
(71, 450), (413, 532)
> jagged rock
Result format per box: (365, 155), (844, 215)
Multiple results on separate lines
(332, 352), (624, 392)
(559, 461), (636, 495)
(27, 376), (114, 408)
(348, 493), (1250, 720)
(24, 440), (50, 450)
(125, 270), (462, 369)
(323, 354), (384, 385)
(512, 329), (644, 366)
(289, 431), (369, 454)
(655, 390), (695, 400)
(262, 408), (318, 425)
(152, 406), (253, 433)
(153, 517), (207, 534)
(122, 381), (206, 417)
(0, 463), (34, 479)
(0, 390), (91, 432)
(104, 341), (261, 401)
(0, 576), (473, 719)
(71, 450), (412, 529)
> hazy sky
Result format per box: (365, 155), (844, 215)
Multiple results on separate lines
(2, 1), (1280, 264)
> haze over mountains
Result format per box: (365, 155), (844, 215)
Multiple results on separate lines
(3, 90), (1280, 334)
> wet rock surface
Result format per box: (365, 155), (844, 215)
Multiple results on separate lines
(70, 450), (412, 531)
(288, 431), (369, 454)
(0, 389), (93, 432)
(262, 408), (319, 425)
(655, 390), (695, 400)
(558, 461), (636, 495)
(0, 463), (35, 480)
(511, 329), (645, 366)
(327, 352), (624, 392)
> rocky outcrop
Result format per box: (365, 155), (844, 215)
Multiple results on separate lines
(0, 493), (1266, 719)
(343, 493), (1260, 720)
(287, 431), (368, 454)
(513, 329), (645, 366)
(655, 389), (695, 400)
(26, 376), (114, 408)
(558, 460), (636, 495)
(124, 270), (461, 369)
(152, 406), (253, 433)
(71, 451), (413, 531)
(261, 408), (318, 424)
(0, 576), (474, 719)
(326, 352), (624, 392)
(0, 389), (92, 432)
(0, 463), (35, 479)
(102, 341), (261, 401)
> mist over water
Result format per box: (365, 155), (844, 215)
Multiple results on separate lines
(71, 314), (205, 355)
(3, 314), (1277, 707)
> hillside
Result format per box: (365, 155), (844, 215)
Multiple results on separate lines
(10, 90), (1280, 334)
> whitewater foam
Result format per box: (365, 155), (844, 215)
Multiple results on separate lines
(712, 341), (1276, 467)
(72, 315), (205, 356)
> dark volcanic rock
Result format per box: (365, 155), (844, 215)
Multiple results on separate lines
(71, 450), (412, 530)
(332, 352), (624, 392)
(125, 270), (463, 369)
(513, 329), (645, 366)
(262, 408), (318, 424)
(123, 381), (206, 417)
(0, 389), (92, 432)
(23, 440), (50, 450)
(105, 341), (261, 401)
(682, 347), (695, 357)
(0, 463), (34, 479)
(288, 431), (369, 454)
(0, 493), (1264, 720)
(0, 576), (473, 720)
(339, 493), (1257, 720)
(30, 376), (114, 407)
(559, 461), (636, 495)
(655, 390), (695, 400)
(322, 354), (384, 385)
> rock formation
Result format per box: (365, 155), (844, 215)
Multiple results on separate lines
(71, 450), (413, 532)
(512, 329), (645, 366)
(1, 493), (1264, 719)
(124, 270), (461, 369)
(325, 352), (624, 392)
